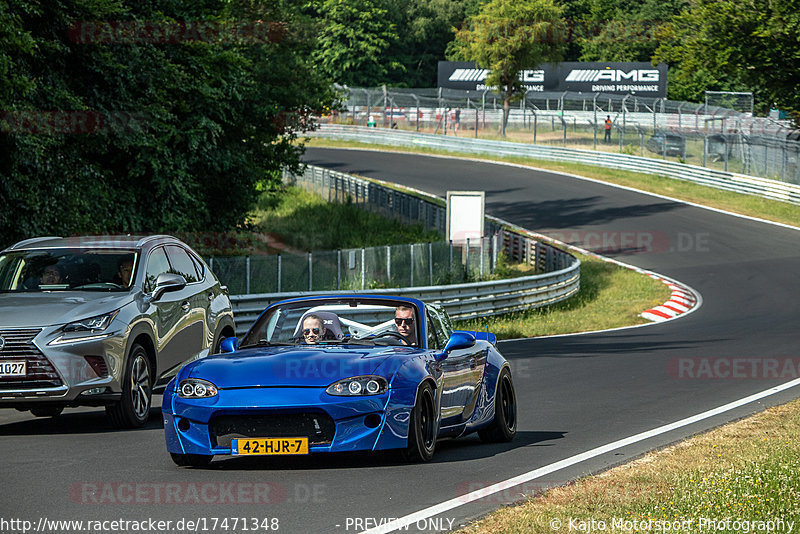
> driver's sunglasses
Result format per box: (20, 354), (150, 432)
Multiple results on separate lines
(303, 328), (321, 335)
(394, 317), (414, 325)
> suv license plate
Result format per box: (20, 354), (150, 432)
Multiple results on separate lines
(0, 361), (26, 377)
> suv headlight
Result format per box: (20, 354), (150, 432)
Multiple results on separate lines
(326, 376), (388, 396)
(178, 378), (219, 398)
(63, 310), (119, 332)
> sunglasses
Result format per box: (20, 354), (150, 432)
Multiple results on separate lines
(394, 318), (414, 325)
(303, 328), (321, 335)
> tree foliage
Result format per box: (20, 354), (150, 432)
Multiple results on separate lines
(310, 0), (404, 87)
(0, 0), (334, 246)
(575, 0), (687, 62)
(450, 0), (565, 136)
(653, 0), (800, 119)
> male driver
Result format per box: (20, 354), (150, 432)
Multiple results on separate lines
(40, 264), (63, 285)
(301, 314), (326, 344)
(115, 258), (133, 288)
(394, 305), (417, 346)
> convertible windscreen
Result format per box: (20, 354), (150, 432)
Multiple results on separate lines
(240, 299), (420, 347)
(0, 248), (139, 292)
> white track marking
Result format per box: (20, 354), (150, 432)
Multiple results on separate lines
(359, 377), (800, 534)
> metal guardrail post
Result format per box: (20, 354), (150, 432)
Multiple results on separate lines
(308, 252), (313, 291)
(465, 238), (470, 279)
(337, 250), (341, 290)
(361, 248), (365, 290)
(246, 256), (251, 294)
(410, 245), (415, 286)
(429, 242), (434, 285)
(277, 255), (281, 293)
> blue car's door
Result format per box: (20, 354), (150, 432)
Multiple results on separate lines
(438, 344), (486, 427)
(427, 307), (486, 427)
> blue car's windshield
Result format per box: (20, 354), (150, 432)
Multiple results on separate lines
(240, 299), (420, 348)
(0, 248), (139, 292)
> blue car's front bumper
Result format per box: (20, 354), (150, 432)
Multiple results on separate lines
(164, 384), (418, 457)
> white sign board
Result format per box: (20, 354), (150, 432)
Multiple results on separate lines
(446, 191), (485, 243)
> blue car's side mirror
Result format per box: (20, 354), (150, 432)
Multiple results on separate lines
(435, 331), (476, 362)
(220, 337), (239, 353)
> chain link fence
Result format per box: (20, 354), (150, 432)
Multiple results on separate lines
(324, 87), (800, 184)
(209, 165), (571, 295)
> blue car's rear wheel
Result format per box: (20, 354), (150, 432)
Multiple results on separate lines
(403, 382), (437, 462)
(479, 368), (517, 443)
(170, 452), (213, 467)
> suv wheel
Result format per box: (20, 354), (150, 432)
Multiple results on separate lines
(106, 343), (152, 428)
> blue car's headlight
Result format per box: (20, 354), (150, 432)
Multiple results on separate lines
(63, 310), (119, 332)
(178, 379), (219, 398)
(326, 376), (388, 396)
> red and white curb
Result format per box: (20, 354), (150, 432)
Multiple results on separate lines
(641, 276), (698, 322)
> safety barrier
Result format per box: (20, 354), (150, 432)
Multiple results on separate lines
(229, 165), (580, 333)
(313, 124), (800, 205)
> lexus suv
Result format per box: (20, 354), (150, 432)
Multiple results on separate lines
(0, 235), (235, 427)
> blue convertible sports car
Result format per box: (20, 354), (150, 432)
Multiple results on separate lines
(163, 295), (516, 466)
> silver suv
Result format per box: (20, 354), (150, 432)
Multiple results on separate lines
(0, 235), (235, 427)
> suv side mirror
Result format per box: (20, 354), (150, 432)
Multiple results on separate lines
(220, 337), (239, 353)
(435, 331), (476, 362)
(151, 273), (186, 301)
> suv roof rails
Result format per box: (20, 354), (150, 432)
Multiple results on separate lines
(7, 236), (63, 250)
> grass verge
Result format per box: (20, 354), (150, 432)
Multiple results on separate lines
(456, 253), (671, 338)
(457, 397), (800, 533)
(304, 138), (800, 228)
(250, 186), (441, 251)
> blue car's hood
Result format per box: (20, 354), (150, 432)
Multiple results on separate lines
(187, 345), (420, 388)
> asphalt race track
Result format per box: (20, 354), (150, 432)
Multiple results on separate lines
(2, 147), (799, 534)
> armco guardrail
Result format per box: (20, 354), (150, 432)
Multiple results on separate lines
(313, 124), (800, 205)
(229, 165), (580, 333)
(230, 265), (579, 335)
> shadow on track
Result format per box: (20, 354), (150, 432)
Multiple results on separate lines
(190, 431), (565, 471)
(0, 407), (163, 435)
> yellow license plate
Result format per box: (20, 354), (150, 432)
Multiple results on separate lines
(231, 437), (309, 455)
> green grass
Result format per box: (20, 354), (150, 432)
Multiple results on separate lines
(250, 186), (442, 251)
(457, 397), (800, 534)
(455, 254), (671, 339)
(304, 138), (800, 228)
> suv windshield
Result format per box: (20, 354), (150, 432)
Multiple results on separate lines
(0, 248), (139, 292)
(240, 299), (420, 348)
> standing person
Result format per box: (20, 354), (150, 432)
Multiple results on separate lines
(394, 305), (417, 346)
(604, 115), (612, 142)
(453, 106), (461, 135)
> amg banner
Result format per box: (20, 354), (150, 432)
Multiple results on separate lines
(438, 61), (667, 97)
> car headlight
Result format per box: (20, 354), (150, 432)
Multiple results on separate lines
(63, 310), (119, 332)
(326, 376), (388, 396)
(178, 378), (219, 398)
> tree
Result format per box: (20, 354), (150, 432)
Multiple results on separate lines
(575, 0), (687, 63)
(653, 0), (800, 121)
(0, 0), (334, 246)
(311, 0), (403, 87)
(450, 0), (566, 136)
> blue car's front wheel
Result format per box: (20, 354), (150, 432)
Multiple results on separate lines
(402, 382), (437, 462)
